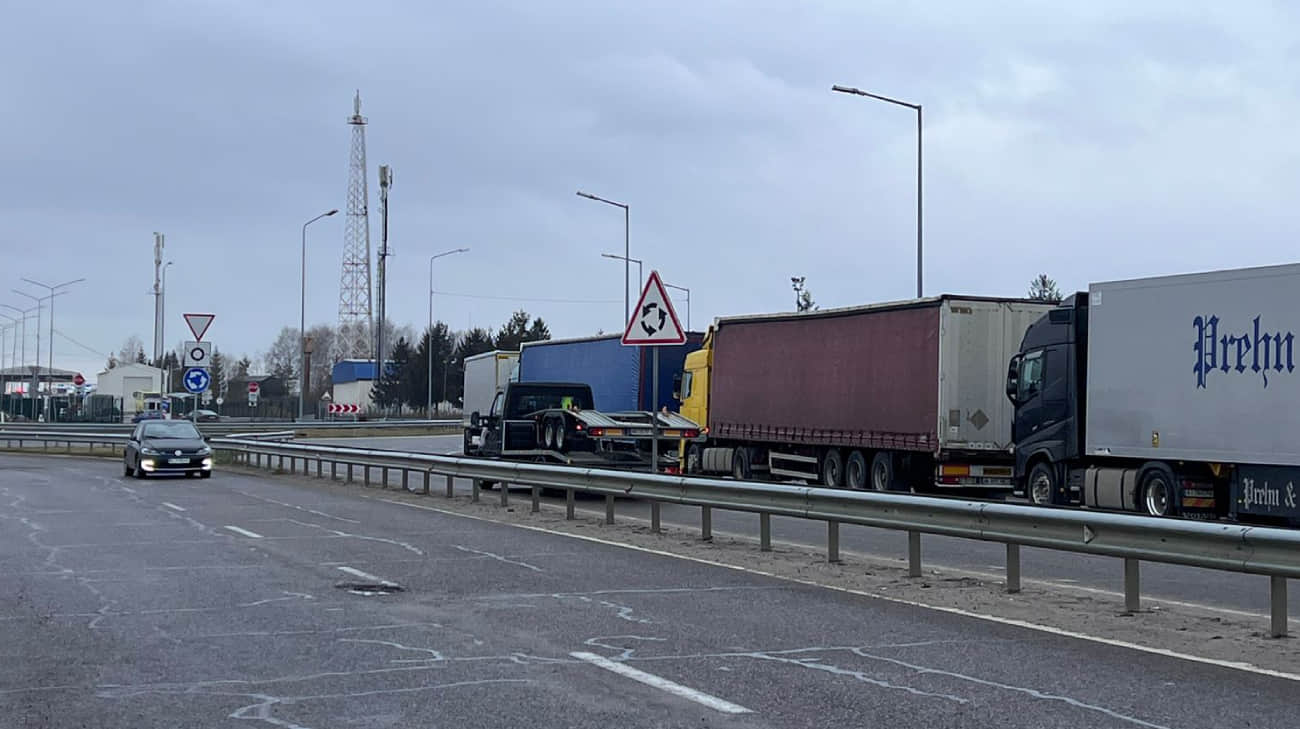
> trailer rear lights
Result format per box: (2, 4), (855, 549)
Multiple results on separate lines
(940, 464), (971, 476)
(662, 429), (681, 437)
(589, 427), (605, 437)
(682, 429), (699, 439)
(575, 423), (585, 431)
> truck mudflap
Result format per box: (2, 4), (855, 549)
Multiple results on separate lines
(1233, 465), (1300, 524)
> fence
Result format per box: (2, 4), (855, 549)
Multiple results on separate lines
(3, 429), (1294, 639)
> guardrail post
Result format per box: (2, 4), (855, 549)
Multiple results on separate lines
(605, 495), (615, 525)
(760, 513), (772, 552)
(1006, 544), (1021, 594)
(88, 442), (93, 454)
(380, 467), (389, 489)
(422, 470), (431, 494)
(66, 440), (71, 453)
(531, 486), (540, 513)
(1124, 558), (1140, 612)
(1271, 576), (1288, 638)
(401, 469), (409, 492)
(331, 461), (338, 480)
(651, 502), (661, 534)
(445, 475), (454, 498)
(566, 489), (575, 519)
(316, 459), (323, 479)
(363, 466), (371, 487)
(500, 482), (509, 507)
(255, 453), (261, 468)
(908, 531), (922, 578)
(827, 521), (840, 563)
(289, 457), (296, 475)
(701, 506), (712, 541)
(346, 463), (354, 483)
(472, 480), (481, 502)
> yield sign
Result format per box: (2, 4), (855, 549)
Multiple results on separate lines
(183, 313), (215, 341)
(622, 270), (686, 346)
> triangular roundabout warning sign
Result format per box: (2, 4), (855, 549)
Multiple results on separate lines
(622, 271), (686, 346)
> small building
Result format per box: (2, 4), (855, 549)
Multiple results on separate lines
(331, 359), (379, 410)
(96, 363), (164, 415)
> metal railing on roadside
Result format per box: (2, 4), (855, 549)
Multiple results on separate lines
(207, 437), (1298, 639)
(3, 429), (1294, 639)
(0, 419), (460, 437)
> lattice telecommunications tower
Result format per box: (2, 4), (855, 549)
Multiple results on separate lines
(337, 91), (374, 359)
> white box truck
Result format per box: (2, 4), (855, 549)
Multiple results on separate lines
(1007, 262), (1300, 525)
(461, 350), (518, 451)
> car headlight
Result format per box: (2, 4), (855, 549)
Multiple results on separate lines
(140, 447), (160, 456)
(198, 446), (212, 455)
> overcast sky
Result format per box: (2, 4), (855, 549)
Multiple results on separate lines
(4, 1), (1298, 382)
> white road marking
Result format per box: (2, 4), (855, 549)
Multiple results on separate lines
(337, 565), (398, 586)
(119, 486), (135, 493)
(570, 651), (752, 714)
(161, 502), (186, 512)
(223, 525), (263, 539)
(379, 497), (1300, 684)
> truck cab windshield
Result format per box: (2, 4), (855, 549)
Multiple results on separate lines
(507, 387), (593, 418)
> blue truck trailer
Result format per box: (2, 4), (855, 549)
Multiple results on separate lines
(518, 333), (704, 413)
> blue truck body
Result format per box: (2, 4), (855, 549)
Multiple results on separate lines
(518, 333), (704, 412)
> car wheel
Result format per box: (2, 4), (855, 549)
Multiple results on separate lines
(200, 471), (212, 479)
(123, 460), (133, 478)
(133, 458), (146, 479)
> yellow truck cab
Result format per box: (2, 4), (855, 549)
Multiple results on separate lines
(675, 329), (713, 472)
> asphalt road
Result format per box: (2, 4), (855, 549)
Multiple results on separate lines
(2, 453), (1295, 727)
(312, 435), (1296, 620)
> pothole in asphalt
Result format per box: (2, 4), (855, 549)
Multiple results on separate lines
(335, 582), (405, 596)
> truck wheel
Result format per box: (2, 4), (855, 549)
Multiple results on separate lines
(821, 449), (844, 488)
(1141, 466), (1180, 518)
(731, 448), (752, 480)
(1028, 461), (1057, 505)
(542, 420), (557, 450)
(554, 422), (567, 452)
(845, 450), (869, 490)
(870, 451), (895, 492)
(685, 444), (703, 475)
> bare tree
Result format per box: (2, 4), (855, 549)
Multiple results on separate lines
(263, 327), (299, 380)
(118, 336), (146, 365)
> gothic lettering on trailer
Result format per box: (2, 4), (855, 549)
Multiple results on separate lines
(1239, 477), (1299, 512)
(1193, 315), (1295, 388)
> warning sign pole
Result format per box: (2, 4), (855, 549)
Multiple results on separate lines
(651, 346), (659, 474)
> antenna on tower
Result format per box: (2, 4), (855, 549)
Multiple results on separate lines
(338, 90), (374, 360)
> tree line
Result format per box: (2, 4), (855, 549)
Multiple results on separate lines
(110, 309), (550, 414)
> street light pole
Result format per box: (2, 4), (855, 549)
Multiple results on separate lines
(0, 305), (34, 382)
(831, 84), (923, 299)
(160, 261), (173, 392)
(577, 191), (631, 325)
(427, 248), (469, 415)
(600, 253), (643, 293)
(21, 277), (85, 420)
(663, 282), (691, 331)
(300, 209), (339, 421)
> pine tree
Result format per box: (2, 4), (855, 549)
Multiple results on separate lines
(209, 349), (228, 398)
(1027, 274), (1062, 303)
(370, 337), (411, 412)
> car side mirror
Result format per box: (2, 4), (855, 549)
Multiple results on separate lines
(672, 373), (683, 401)
(470, 411), (480, 428)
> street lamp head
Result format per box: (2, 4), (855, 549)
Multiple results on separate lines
(832, 84), (863, 95)
(326, 209), (339, 216)
(576, 191), (595, 200)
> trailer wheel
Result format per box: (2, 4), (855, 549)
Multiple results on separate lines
(685, 444), (703, 475)
(870, 451), (896, 492)
(554, 421), (567, 452)
(1028, 461), (1057, 505)
(845, 450), (869, 490)
(542, 419), (558, 450)
(1141, 465), (1180, 518)
(821, 449), (844, 488)
(731, 448), (753, 480)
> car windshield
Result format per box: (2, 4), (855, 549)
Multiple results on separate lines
(142, 421), (202, 439)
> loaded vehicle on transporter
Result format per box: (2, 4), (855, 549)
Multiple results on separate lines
(675, 296), (1054, 492)
(1007, 262), (1300, 527)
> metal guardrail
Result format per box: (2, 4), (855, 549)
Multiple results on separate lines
(0, 419), (460, 436)
(2, 430), (1293, 637)
(206, 437), (1297, 638)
